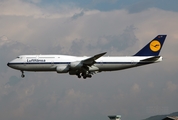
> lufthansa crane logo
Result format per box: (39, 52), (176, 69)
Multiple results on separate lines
(150, 40), (161, 52)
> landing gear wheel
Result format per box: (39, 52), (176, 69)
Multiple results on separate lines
(77, 75), (81, 78)
(21, 71), (25, 78)
(21, 74), (25, 78)
(88, 75), (92, 78)
(76, 73), (81, 78)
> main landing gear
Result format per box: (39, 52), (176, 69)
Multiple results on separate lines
(76, 71), (92, 79)
(21, 71), (25, 78)
(76, 73), (81, 78)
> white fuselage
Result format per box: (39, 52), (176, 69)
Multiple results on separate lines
(7, 54), (162, 73)
(7, 35), (166, 78)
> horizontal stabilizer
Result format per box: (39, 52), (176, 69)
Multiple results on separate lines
(140, 56), (161, 62)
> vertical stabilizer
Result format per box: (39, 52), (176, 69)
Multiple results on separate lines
(134, 35), (167, 56)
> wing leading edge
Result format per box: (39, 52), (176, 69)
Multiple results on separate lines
(82, 52), (107, 66)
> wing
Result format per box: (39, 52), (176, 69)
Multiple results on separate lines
(69, 52), (106, 79)
(82, 52), (107, 66)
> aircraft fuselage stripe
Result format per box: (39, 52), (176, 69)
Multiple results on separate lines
(8, 61), (152, 65)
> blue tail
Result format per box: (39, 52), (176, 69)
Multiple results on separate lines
(134, 35), (167, 56)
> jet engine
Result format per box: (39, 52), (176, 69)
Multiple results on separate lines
(56, 65), (69, 73)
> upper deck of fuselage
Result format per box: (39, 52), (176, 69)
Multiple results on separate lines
(18, 55), (75, 58)
(15, 55), (91, 62)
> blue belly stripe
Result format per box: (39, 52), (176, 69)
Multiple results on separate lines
(8, 61), (152, 65)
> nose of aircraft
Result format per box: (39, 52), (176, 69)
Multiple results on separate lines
(7, 62), (12, 67)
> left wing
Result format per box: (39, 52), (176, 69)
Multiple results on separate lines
(82, 52), (107, 66)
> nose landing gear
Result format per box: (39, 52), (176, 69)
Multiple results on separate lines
(21, 71), (25, 78)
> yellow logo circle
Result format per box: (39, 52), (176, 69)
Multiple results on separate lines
(150, 40), (161, 52)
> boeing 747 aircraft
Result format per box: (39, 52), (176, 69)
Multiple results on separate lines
(7, 35), (166, 79)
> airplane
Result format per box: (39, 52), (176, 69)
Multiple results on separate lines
(7, 35), (166, 79)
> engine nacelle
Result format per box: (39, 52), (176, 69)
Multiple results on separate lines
(70, 61), (83, 69)
(88, 66), (99, 71)
(56, 65), (69, 73)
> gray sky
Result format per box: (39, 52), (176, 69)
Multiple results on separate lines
(0, 0), (178, 120)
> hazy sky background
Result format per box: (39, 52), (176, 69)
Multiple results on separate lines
(0, 0), (178, 120)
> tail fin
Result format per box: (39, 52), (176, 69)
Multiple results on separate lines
(134, 35), (167, 56)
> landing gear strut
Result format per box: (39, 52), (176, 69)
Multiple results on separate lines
(21, 71), (25, 78)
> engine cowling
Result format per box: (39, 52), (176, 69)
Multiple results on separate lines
(88, 66), (99, 71)
(70, 61), (83, 69)
(56, 65), (69, 73)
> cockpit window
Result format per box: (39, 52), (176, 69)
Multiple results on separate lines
(16, 57), (20, 58)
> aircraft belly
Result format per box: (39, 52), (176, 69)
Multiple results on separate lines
(96, 64), (136, 71)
